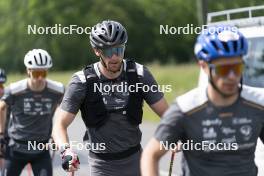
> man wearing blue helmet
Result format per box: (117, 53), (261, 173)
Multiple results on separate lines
(141, 26), (264, 176)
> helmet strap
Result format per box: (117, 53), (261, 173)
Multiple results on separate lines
(100, 58), (107, 68)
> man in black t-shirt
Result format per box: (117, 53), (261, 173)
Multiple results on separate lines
(52, 20), (169, 176)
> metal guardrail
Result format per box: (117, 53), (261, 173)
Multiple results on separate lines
(207, 5), (264, 27)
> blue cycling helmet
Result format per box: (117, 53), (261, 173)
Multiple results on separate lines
(0, 68), (6, 83)
(194, 25), (248, 62)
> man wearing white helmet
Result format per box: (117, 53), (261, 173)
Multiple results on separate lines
(0, 49), (64, 176)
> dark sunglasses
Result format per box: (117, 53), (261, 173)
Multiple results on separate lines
(101, 45), (125, 58)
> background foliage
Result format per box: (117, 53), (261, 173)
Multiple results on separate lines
(0, 0), (263, 72)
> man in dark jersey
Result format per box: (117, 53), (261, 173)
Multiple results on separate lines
(52, 20), (169, 176)
(0, 49), (64, 176)
(141, 26), (264, 176)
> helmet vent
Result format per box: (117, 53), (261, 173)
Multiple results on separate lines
(98, 35), (106, 42)
(222, 42), (229, 53)
(233, 41), (237, 52)
(120, 31), (125, 41)
(241, 39), (244, 50)
(201, 49), (208, 54)
(93, 37), (100, 44)
(109, 24), (112, 34)
(39, 53), (43, 64)
(34, 56), (38, 65)
(113, 31), (119, 42)
(45, 56), (48, 65)
(211, 41), (219, 51)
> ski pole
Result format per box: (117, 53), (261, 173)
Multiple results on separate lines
(168, 151), (175, 176)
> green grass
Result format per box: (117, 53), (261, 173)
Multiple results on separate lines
(5, 64), (200, 121)
(143, 63), (200, 121)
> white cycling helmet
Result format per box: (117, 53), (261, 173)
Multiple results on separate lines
(24, 49), (53, 69)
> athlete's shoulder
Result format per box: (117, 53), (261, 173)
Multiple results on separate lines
(124, 59), (144, 76)
(176, 87), (208, 113)
(74, 63), (98, 84)
(73, 70), (86, 83)
(241, 85), (264, 107)
(46, 79), (64, 94)
(135, 62), (144, 76)
(9, 79), (28, 95)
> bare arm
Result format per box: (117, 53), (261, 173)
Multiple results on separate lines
(141, 137), (167, 176)
(0, 101), (7, 134)
(150, 98), (168, 117)
(52, 107), (76, 148)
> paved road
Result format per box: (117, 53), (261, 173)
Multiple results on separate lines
(21, 116), (264, 176)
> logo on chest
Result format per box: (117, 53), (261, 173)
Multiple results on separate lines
(203, 127), (217, 139)
(240, 125), (252, 141)
(221, 127), (236, 135)
(23, 97), (53, 115)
